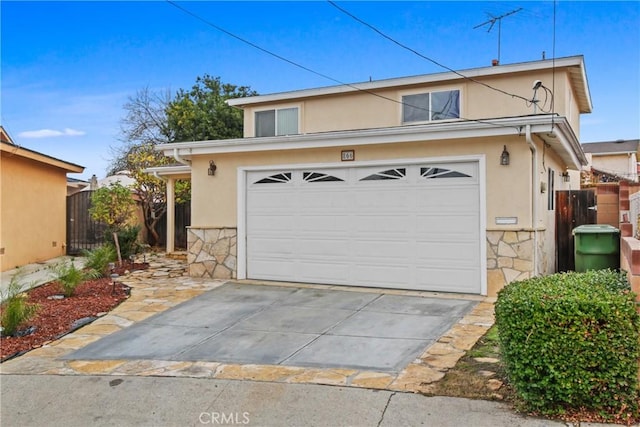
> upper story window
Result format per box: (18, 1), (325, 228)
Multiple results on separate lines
(402, 90), (460, 123)
(255, 107), (299, 137)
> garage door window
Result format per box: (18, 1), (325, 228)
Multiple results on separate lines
(254, 172), (292, 184)
(360, 168), (406, 181)
(303, 172), (344, 182)
(421, 167), (471, 179)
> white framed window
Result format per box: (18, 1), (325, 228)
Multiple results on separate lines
(402, 90), (460, 123)
(255, 107), (299, 137)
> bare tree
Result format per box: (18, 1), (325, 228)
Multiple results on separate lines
(108, 88), (173, 176)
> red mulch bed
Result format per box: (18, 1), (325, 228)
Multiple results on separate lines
(0, 263), (147, 362)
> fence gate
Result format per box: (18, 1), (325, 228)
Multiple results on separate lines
(555, 189), (597, 272)
(66, 191), (107, 255)
(157, 202), (191, 249)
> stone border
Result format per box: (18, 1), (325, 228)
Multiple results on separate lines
(0, 257), (495, 394)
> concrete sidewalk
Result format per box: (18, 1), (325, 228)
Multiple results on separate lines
(0, 374), (601, 427)
(1, 256), (85, 300)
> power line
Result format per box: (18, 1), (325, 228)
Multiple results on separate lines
(327, 1), (531, 104)
(165, 0), (520, 131)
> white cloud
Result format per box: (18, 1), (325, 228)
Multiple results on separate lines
(18, 128), (86, 138)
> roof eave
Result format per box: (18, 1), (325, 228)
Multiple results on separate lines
(228, 55), (590, 110)
(156, 115), (586, 169)
(1, 141), (85, 173)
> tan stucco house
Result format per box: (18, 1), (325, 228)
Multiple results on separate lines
(581, 139), (639, 183)
(0, 126), (84, 271)
(150, 56), (592, 296)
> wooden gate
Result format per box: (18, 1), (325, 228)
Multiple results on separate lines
(66, 191), (107, 255)
(157, 202), (191, 249)
(556, 189), (597, 272)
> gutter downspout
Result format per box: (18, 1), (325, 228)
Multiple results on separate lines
(152, 171), (167, 182)
(526, 124), (539, 276)
(173, 148), (191, 166)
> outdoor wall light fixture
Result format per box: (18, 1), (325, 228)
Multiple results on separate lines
(561, 171), (570, 182)
(500, 145), (510, 166)
(208, 160), (217, 176)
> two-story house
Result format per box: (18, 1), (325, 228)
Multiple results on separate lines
(150, 55), (591, 296)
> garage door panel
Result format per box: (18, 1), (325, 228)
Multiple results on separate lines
(293, 238), (352, 257)
(355, 215), (413, 234)
(297, 215), (350, 232)
(298, 191), (351, 209)
(248, 259), (296, 280)
(246, 161), (482, 294)
(353, 264), (412, 287)
(416, 214), (478, 234)
(415, 188), (478, 210)
(297, 261), (351, 284)
(248, 192), (297, 209)
(416, 241), (479, 263)
(249, 237), (294, 256)
(353, 189), (412, 209)
(352, 239), (412, 259)
(247, 215), (296, 232)
(415, 266), (479, 293)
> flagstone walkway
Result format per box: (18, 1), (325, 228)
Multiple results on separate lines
(0, 253), (495, 393)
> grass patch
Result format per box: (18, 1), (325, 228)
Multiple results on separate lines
(428, 325), (516, 402)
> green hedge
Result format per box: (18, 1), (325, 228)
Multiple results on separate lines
(495, 269), (640, 416)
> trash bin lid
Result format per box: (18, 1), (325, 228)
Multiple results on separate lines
(572, 224), (620, 235)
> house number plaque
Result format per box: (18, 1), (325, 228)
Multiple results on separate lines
(341, 150), (355, 161)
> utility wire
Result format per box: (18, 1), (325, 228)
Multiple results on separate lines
(328, 0), (532, 104)
(165, 0), (520, 131)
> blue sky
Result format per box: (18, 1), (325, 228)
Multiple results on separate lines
(1, 1), (639, 180)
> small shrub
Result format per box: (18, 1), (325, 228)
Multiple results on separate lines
(0, 271), (39, 336)
(495, 269), (640, 418)
(82, 245), (117, 277)
(49, 260), (100, 297)
(104, 225), (141, 261)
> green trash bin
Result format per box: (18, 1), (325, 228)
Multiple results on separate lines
(572, 224), (620, 272)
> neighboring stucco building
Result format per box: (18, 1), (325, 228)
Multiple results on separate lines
(0, 127), (84, 271)
(581, 139), (639, 183)
(151, 56), (592, 296)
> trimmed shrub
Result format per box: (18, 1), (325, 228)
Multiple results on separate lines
(495, 269), (639, 417)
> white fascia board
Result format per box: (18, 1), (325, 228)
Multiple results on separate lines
(589, 151), (636, 156)
(531, 120), (587, 169)
(157, 115), (554, 157)
(156, 115), (587, 171)
(228, 56), (586, 107)
(143, 165), (191, 176)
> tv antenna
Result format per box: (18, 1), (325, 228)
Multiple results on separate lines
(474, 7), (522, 64)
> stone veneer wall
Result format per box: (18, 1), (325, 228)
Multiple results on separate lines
(187, 227), (237, 279)
(187, 226), (538, 294)
(486, 231), (535, 296)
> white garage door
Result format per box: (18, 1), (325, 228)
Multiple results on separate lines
(245, 161), (482, 294)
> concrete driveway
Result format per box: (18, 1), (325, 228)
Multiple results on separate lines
(65, 282), (477, 373)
